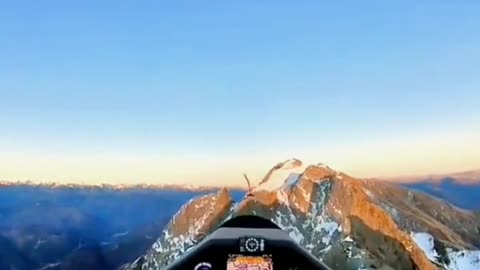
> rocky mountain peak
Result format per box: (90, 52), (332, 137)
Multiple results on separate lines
(124, 161), (480, 270)
(303, 164), (336, 182)
(168, 188), (233, 238)
(254, 158), (305, 191)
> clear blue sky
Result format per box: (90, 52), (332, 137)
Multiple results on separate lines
(1, 1), (479, 185)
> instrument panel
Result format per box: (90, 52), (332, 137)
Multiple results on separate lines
(226, 254), (273, 270)
(165, 216), (332, 270)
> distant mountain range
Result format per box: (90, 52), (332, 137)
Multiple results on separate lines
(387, 170), (480, 184)
(2, 168), (479, 210)
(385, 170), (480, 210)
(0, 180), (223, 192)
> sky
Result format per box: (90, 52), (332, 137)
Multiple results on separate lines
(0, 1), (479, 187)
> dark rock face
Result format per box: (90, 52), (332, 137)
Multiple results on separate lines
(350, 216), (418, 270)
(0, 235), (36, 270)
(59, 245), (112, 270)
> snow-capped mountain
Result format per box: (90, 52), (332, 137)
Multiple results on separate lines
(122, 159), (480, 270)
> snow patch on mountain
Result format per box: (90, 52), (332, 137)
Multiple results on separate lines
(343, 235), (354, 242)
(143, 223), (202, 269)
(34, 239), (46, 249)
(270, 178), (341, 257)
(255, 159), (306, 192)
(362, 188), (375, 200)
(272, 210), (304, 243)
(152, 231), (196, 260)
(411, 232), (480, 270)
(410, 232), (438, 261)
(447, 249), (480, 270)
(315, 221), (340, 245)
(113, 231), (129, 238)
(37, 262), (61, 270)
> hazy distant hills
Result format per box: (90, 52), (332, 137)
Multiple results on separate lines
(0, 234), (36, 270)
(389, 170), (480, 210)
(0, 184), (244, 270)
(390, 170), (480, 185)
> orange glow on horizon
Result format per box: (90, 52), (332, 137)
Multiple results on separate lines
(0, 131), (478, 187)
